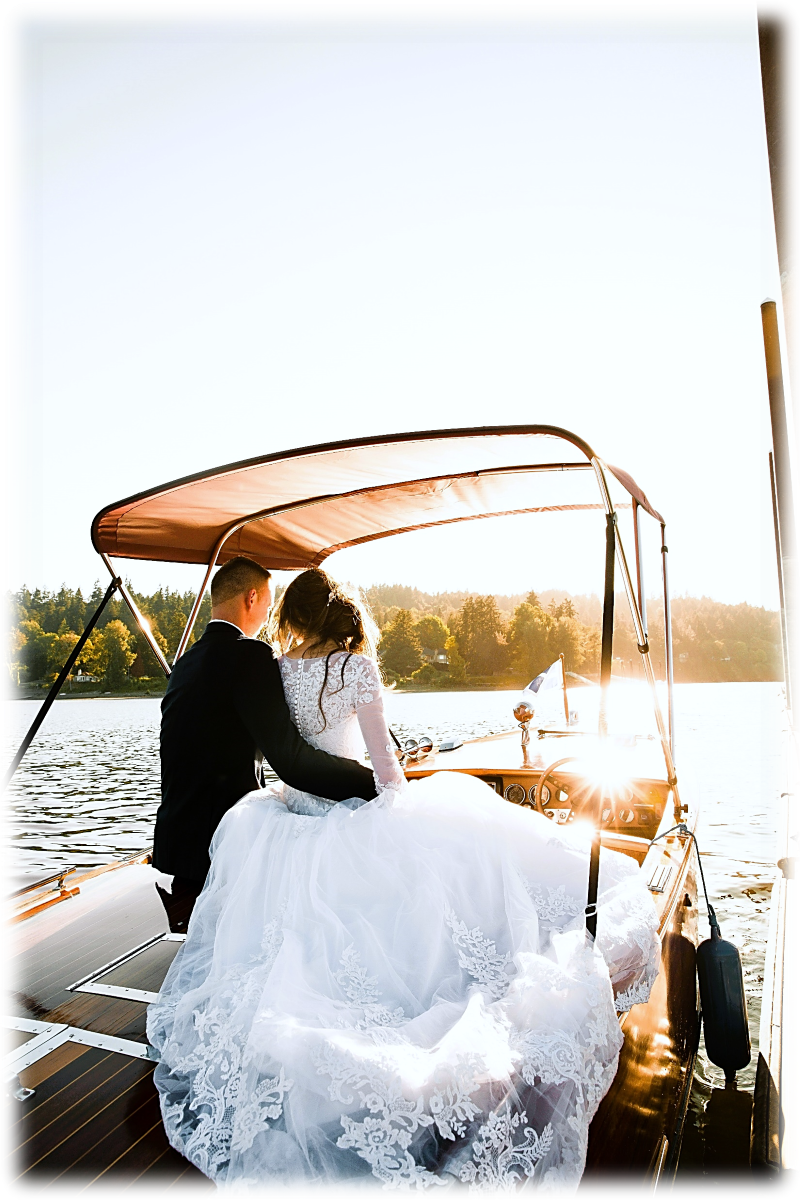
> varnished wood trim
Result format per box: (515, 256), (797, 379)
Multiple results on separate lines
(9, 888), (80, 924)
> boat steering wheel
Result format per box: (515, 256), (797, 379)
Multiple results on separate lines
(532, 756), (632, 826)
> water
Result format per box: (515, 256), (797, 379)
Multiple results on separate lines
(4, 681), (787, 1169)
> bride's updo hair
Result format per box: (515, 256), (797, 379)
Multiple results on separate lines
(270, 569), (381, 731)
(269, 568), (379, 662)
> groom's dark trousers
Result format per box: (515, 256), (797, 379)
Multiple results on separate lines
(153, 620), (377, 931)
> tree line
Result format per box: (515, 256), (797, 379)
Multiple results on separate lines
(374, 592), (597, 687)
(365, 584), (783, 687)
(7, 584), (212, 691)
(5, 580), (782, 692)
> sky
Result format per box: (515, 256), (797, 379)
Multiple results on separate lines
(5, 3), (790, 609)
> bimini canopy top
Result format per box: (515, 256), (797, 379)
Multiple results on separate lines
(92, 425), (664, 570)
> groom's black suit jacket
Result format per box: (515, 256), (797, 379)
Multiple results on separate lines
(154, 621), (377, 882)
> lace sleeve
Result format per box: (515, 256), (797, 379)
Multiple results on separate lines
(350, 659), (406, 797)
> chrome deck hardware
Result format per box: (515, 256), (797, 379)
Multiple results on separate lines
(7, 1076), (35, 1102)
(513, 701), (534, 748)
(647, 864), (673, 893)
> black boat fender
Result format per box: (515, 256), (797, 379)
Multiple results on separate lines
(696, 909), (751, 1083)
(650, 823), (751, 1084)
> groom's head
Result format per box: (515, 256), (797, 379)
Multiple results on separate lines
(210, 557), (272, 637)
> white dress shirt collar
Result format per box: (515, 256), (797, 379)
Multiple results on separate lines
(208, 618), (247, 637)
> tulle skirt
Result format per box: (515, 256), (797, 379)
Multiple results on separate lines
(147, 773), (659, 1190)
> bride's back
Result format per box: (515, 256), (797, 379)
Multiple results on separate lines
(278, 651), (381, 815)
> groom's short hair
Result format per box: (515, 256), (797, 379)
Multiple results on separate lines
(211, 557), (272, 605)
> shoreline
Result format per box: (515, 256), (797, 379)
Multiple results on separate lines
(5, 675), (784, 701)
(6, 688), (167, 701)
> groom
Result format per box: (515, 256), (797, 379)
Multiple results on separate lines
(153, 556), (377, 930)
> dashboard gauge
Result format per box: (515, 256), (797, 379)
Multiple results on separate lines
(543, 808), (556, 820)
(539, 784), (551, 805)
(618, 808), (636, 824)
(504, 783), (526, 805)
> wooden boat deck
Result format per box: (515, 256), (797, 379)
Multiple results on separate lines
(8, 863), (212, 1188)
(10, 1041), (209, 1188)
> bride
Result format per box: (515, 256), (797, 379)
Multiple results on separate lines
(147, 570), (659, 1190)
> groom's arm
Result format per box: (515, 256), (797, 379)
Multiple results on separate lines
(231, 641), (378, 802)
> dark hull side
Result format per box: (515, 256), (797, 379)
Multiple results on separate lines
(586, 857), (700, 1181)
(8, 836), (699, 1186)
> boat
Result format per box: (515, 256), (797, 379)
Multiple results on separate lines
(7, 425), (708, 1186)
(753, 2), (800, 1190)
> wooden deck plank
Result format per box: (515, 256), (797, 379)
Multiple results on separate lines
(127, 1145), (213, 1190)
(14, 921), (163, 1011)
(100, 939), (181, 993)
(48, 1085), (162, 1182)
(12, 869), (167, 1014)
(122, 1144), (190, 1190)
(7, 1028), (36, 1052)
(42, 992), (150, 1041)
(10, 1045), (94, 1133)
(15, 1052), (151, 1172)
(88, 1120), (182, 1186)
(9, 991), (53, 1022)
(160, 1161), (217, 1200)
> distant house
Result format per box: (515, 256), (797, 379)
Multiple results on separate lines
(420, 646), (449, 666)
(73, 672), (100, 684)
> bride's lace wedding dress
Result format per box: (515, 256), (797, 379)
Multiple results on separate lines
(148, 652), (659, 1190)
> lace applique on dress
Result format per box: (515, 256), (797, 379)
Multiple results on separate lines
(153, 908), (292, 1180)
(445, 908), (516, 1001)
(614, 976), (655, 1012)
(519, 863), (659, 1015)
(524, 882), (584, 925)
(459, 1109), (554, 1190)
(278, 653), (384, 816)
(279, 652), (380, 739)
(313, 1041), (441, 1188)
(314, 1040), (489, 1188)
(334, 945), (406, 1034)
(595, 878), (660, 1013)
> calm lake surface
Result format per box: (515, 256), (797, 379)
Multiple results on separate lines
(4, 681), (786, 1170)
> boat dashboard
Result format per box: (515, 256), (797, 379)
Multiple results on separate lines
(403, 729), (671, 840)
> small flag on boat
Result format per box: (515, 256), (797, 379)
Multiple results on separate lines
(521, 656), (570, 725)
(523, 658), (564, 700)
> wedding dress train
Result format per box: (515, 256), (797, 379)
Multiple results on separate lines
(147, 652), (659, 1190)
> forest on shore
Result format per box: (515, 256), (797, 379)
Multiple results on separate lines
(5, 579), (783, 694)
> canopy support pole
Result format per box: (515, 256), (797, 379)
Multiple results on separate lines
(99, 553), (171, 677)
(762, 299), (795, 714)
(770, 452), (792, 710)
(174, 559), (217, 663)
(632, 500), (648, 649)
(586, 510), (616, 939)
(591, 459), (681, 821)
(598, 512), (616, 738)
(4, 576), (121, 787)
(173, 518), (262, 663)
(660, 525), (675, 761)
